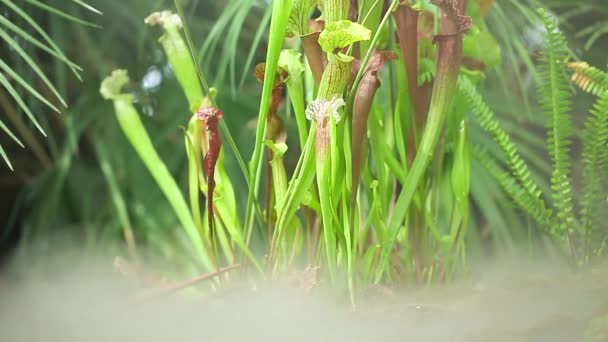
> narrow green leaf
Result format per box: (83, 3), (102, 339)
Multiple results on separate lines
(0, 14), (83, 76)
(0, 27), (67, 108)
(0, 118), (24, 148)
(24, 0), (101, 28)
(1, 0), (82, 81)
(0, 143), (13, 171)
(245, 0), (294, 237)
(72, 0), (103, 15)
(0, 58), (61, 113)
(0, 72), (46, 136)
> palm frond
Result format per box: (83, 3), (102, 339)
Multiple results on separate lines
(23, 0), (101, 28)
(0, 0), (100, 170)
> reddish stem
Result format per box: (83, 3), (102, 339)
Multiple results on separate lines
(197, 107), (224, 246)
(394, 3), (428, 165)
(302, 32), (326, 85)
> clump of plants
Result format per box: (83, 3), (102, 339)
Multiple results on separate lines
(99, 0), (608, 304)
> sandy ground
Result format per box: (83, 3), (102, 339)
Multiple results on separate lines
(1, 251), (607, 342)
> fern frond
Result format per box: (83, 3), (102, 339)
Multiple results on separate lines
(458, 76), (548, 217)
(580, 90), (608, 251)
(473, 146), (553, 229)
(538, 8), (576, 239)
(568, 61), (608, 96)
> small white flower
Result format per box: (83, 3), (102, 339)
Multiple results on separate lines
(305, 95), (345, 122)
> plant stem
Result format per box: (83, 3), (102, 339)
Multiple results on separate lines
(302, 32), (326, 85)
(244, 0), (294, 244)
(375, 0), (470, 283)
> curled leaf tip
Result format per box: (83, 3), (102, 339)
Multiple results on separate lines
(197, 106), (223, 130)
(278, 49), (305, 78)
(100, 69), (130, 100)
(287, 0), (318, 37)
(430, 0), (472, 36)
(254, 63), (289, 86)
(305, 95), (345, 122)
(145, 10), (182, 29)
(352, 50), (398, 75)
(318, 20), (371, 54)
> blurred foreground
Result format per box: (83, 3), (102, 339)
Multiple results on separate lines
(1, 244), (607, 342)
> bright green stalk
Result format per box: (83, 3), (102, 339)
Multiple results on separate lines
(347, 0), (400, 113)
(245, 0), (294, 242)
(312, 18), (370, 281)
(148, 11), (261, 269)
(266, 141), (289, 211)
(185, 116), (205, 234)
(145, 11), (202, 110)
(323, 0), (349, 25)
(358, 0), (382, 54)
(271, 124), (317, 266)
(279, 49), (308, 148)
(446, 120), (470, 275)
(311, 95), (344, 281)
(374, 0), (471, 282)
(170, 3), (254, 223)
(95, 142), (137, 257)
(100, 70), (214, 271)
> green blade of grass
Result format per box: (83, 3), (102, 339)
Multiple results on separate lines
(0, 118), (24, 148)
(23, 0), (101, 28)
(0, 143), (13, 170)
(0, 27), (67, 108)
(238, 5), (273, 90)
(0, 70), (46, 136)
(244, 0), (294, 239)
(0, 14), (83, 77)
(1, 0), (83, 81)
(72, 0), (103, 15)
(0, 58), (61, 114)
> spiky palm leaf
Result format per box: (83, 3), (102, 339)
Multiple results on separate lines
(0, 0), (100, 169)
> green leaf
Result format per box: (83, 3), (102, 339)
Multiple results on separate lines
(0, 27), (67, 107)
(318, 20), (371, 53)
(278, 49), (305, 78)
(287, 0), (317, 36)
(72, 0), (103, 15)
(244, 0), (294, 238)
(278, 49), (308, 148)
(1, 0), (83, 81)
(99, 69), (130, 101)
(0, 13), (82, 78)
(23, 0), (101, 28)
(100, 69), (214, 271)
(463, 26), (502, 70)
(0, 58), (61, 114)
(0, 71), (46, 137)
(0, 144), (13, 171)
(0, 119), (24, 148)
